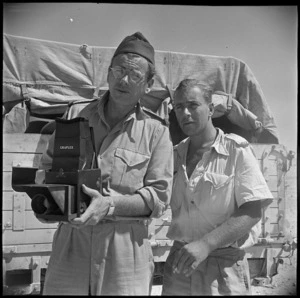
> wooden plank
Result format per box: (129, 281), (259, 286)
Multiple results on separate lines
(3, 134), (51, 153)
(3, 229), (57, 245)
(26, 211), (59, 230)
(268, 197), (280, 209)
(152, 246), (173, 262)
(13, 194), (25, 231)
(3, 255), (51, 271)
(3, 153), (42, 171)
(3, 243), (52, 254)
(269, 225), (280, 236)
(258, 159), (277, 175)
(153, 226), (170, 240)
(263, 221), (280, 237)
(2, 192), (14, 211)
(154, 208), (172, 226)
(282, 160), (297, 238)
(264, 207), (281, 224)
(264, 175), (278, 192)
(2, 192), (33, 211)
(3, 211), (59, 230)
(3, 172), (13, 191)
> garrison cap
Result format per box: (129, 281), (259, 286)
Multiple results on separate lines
(113, 32), (155, 65)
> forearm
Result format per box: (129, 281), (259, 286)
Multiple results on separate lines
(110, 193), (152, 217)
(201, 200), (262, 252)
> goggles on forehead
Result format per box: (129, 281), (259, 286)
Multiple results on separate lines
(109, 66), (145, 83)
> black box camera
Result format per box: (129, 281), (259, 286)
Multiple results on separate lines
(11, 117), (101, 222)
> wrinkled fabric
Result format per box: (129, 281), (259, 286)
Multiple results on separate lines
(213, 92), (262, 131)
(2, 101), (30, 133)
(43, 221), (154, 295)
(167, 128), (273, 248)
(38, 92), (173, 295)
(3, 34), (278, 141)
(162, 241), (252, 296)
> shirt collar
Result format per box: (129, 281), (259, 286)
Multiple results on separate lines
(211, 128), (229, 156)
(96, 91), (145, 125)
(175, 128), (229, 159)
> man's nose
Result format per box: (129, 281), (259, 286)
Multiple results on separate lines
(183, 107), (191, 116)
(120, 74), (129, 83)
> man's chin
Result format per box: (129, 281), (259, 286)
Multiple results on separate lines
(180, 128), (192, 136)
(180, 124), (194, 135)
(112, 90), (130, 101)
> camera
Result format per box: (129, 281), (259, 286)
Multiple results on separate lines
(11, 117), (101, 222)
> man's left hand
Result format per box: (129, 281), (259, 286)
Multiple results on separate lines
(69, 184), (110, 228)
(172, 240), (211, 277)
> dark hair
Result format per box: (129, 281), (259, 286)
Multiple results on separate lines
(109, 53), (155, 82)
(174, 79), (212, 104)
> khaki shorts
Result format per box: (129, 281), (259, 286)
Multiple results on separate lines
(162, 241), (251, 296)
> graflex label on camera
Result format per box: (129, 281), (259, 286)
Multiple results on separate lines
(54, 138), (79, 157)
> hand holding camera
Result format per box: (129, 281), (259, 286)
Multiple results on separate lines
(69, 184), (111, 227)
(11, 118), (102, 223)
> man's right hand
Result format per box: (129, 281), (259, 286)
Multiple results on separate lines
(172, 240), (211, 277)
(69, 184), (111, 228)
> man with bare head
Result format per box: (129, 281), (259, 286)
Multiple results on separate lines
(162, 79), (273, 295)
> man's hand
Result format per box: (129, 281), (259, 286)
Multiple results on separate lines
(70, 184), (111, 228)
(172, 240), (211, 277)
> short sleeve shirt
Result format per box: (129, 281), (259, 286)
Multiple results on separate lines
(167, 128), (273, 248)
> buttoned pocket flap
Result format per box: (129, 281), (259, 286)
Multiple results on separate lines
(115, 148), (150, 167)
(203, 172), (234, 189)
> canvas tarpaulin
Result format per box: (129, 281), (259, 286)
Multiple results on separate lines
(3, 33), (278, 142)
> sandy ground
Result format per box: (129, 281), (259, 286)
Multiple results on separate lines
(251, 253), (297, 296)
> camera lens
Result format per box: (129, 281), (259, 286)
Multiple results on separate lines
(31, 194), (49, 214)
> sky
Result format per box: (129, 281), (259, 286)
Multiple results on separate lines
(3, 3), (298, 151)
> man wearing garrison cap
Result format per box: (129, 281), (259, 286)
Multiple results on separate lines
(37, 32), (173, 295)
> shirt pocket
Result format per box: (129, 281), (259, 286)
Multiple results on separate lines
(203, 172), (234, 189)
(194, 172), (235, 216)
(112, 148), (150, 192)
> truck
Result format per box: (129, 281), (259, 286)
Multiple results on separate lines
(2, 33), (297, 295)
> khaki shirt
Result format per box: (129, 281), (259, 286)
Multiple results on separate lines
(39, 91), (174, 217)
(167, 128), (273, 248)
(39, 92), (173, 294)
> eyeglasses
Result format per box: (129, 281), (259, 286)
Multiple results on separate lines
(109, 66), (145, 83)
